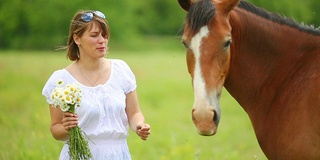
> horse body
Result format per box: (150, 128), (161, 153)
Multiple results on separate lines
(178, 0), (320, 159)
(228, 7), (320, 159)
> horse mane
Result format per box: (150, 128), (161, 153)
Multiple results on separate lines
(238, 0), (320, 36)
(186, 0), (216, 31)
(185, 0), (320, 36)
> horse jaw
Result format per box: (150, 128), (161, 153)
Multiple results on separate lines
(190, 26), (222, 136)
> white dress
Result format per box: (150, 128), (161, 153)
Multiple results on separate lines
(42, 59), (136, 160)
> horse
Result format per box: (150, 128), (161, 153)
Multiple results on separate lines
(178, 0), (320, 159)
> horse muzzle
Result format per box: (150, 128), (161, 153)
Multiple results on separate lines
(192, 103), (221, 136)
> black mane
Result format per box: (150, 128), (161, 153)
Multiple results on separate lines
(185, 0), (320, 36)
(238, 0), (320, 36)
(186, 0), (215, 31)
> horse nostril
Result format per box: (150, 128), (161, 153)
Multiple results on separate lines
(213, 110), (220, 126)
(192, 109), (197, 122)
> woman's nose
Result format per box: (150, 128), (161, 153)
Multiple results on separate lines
(98, 35), (107, 43)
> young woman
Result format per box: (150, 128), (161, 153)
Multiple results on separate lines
(42, 10), (151, 159)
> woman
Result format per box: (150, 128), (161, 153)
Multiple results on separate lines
(42, 10), (151, 159)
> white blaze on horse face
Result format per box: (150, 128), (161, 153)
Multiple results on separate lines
(189, 26), (220, 135)
(190, 26), (210, 103)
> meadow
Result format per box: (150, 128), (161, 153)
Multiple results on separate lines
(0, 43), (267, 159)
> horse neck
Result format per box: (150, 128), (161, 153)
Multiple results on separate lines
(224, 7), (320, 123)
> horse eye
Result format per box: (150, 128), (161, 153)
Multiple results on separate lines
(224, 39), (232, 48)
(182, 40), (189, 48)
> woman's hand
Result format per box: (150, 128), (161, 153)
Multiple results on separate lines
(136, 124), (151, 141)
(62, 112), (78, 132)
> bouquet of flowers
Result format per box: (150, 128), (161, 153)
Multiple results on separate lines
(50, 80), (92, 160)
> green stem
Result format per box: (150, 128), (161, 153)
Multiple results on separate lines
(69, 104), (75, 114)
(67, 104), (92, 160)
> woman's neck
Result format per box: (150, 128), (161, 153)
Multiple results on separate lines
(77, 58), (105, 72)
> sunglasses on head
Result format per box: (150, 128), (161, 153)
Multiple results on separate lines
(81, 11), (106, 22)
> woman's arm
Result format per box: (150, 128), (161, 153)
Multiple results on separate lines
(125, 91), (151, 140)
(49, 105), (78, 141)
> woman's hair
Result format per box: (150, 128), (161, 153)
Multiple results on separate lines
(66, 10), (110, 61)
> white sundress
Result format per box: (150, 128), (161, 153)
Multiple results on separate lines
(42, 59), (137, 160)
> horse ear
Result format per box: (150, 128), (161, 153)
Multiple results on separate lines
(178, 0), (193, 11)
(219, 0), (239, 14)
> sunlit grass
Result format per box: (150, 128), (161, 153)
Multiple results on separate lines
(0, 49), (266, 160)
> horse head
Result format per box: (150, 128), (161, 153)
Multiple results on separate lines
(178, 0), (238, 136)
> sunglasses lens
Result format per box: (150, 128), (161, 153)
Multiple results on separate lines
(81, 11), (105, 22)
(94, 11), (106, 19)
(81, 13), (93, 22)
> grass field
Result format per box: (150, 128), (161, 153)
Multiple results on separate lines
(0, 47), (267, 159)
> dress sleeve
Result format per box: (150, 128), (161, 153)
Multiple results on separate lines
(116, 60), (137, 94)
(42, 70), (64, 104)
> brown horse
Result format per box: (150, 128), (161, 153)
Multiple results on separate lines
(178, 0), (320, 159)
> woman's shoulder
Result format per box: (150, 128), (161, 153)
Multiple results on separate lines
(42, 69), (70, 99)
(44, 69), (74, 85)
(111, 59), (128, 66)
(110, 59), (132, 71)
(109, 59), (136, 92)
(49, 69), (69, 78)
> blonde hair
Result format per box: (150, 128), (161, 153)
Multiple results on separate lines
(66, 10), (110, 61)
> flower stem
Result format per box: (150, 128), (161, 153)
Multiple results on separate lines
(67, 104), (92, 160)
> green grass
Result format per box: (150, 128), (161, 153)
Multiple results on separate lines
(0, 48), (267, 160)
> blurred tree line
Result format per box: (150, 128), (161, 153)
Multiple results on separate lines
(0, 0), (319, 50)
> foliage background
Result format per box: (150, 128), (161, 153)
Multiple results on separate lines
(0, 0), (319, 50)
(0, 0), (319, 159)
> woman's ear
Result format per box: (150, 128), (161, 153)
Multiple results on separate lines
(73, 34), (80, 46)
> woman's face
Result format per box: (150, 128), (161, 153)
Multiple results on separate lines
(74, 23), (108, 59)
